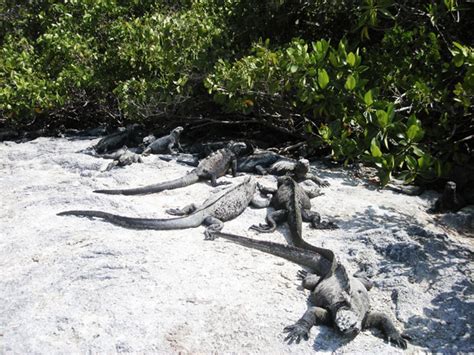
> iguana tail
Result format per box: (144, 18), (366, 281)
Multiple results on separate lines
(57, 210), (204, 230)
(211, 231), (332, 276)
(94, 170), (200, 195)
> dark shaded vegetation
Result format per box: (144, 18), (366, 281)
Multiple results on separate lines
(1, 0), (473, 186)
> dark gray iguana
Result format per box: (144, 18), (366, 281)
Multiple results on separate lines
(162, 149), (330, 187)
(93, 124), (145, 154)
(58, 176), (258, 239)
(101, 146), (143, 171)
(251, 176), (338, 234)
(142, 126), (184, 155)
(429, 181), (467, 213)
(157, 148), (282, 172)
(94, 142), (247, 195)
(208, 231), (409, 349)
(268, 158), (330, 187)
(237, 150), (289, 174)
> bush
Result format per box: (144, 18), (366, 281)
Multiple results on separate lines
(0, 0), (472, 185)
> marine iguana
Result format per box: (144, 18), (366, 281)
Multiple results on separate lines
(161, 150), (330, 187)
(94, 142), (247, 195)
(59, 177), (258, 239)
(93, 124), (145, 154)
(158, 148), (282, 171)
(208, 231), (409, 349)
(101, 146), (143, 171)
(251, 176), (338, 234)
(184, 140), (253, 158)
(236, 150), (289, 174)
(268, 158), (330, 187)
(429, 181), (466, 213)
(158, 153), (200, 167)
(142, 126), (184, 155)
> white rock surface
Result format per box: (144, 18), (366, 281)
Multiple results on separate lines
(0, 137), (472, 353)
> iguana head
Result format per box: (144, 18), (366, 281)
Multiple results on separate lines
(172, 126), (184, 136)
(276, 175), (294, 187)
(245, 175), (257, 192)
(334, 307), (361, 336)
(229, 141), (247, 155)
(294, 158), (310, 179)
(443, 181), (457, 197)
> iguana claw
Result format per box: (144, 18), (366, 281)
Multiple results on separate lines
(249, 223), (272, 233)
(320, 180), (330, 188)
(386, 333), (409, 349)
(297, 269), (308, 280)
(166, 208), (181, 215)
(204, 231), (217, 241)
(283, 323), (310, 344)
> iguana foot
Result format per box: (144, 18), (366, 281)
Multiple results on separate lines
(249, 224), (274, 233)
(297, 269), (308, 281)
(312, 221), (338, 230)
(319, 180), (330, 188)
(204, 231), (218, 241)
(166, 208), (182, 216)
(213, 180), (232, 186)
(385, 332), (410, 349)
(283, 322), (310, 344)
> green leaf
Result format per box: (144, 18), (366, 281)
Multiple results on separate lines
(346, 52), (356, 66)
(417, 155), (432, 170)
(406, 124), (424, 142)
(290, 64), (298, 73)
(407, 114), (419, 127)
(370, 138), (382, 157)
(318, 69), (330, 89)
(364, 90), (373, 106)
(435, 159), (443, 177)
(386, 103), (395, 121)
(406, 125), (418, 141)
(329, 52), (340, 67)
(318, 124), (332, 141)
(376, 110), (388, 128)
(453, 54), (464, 67)
(412, 146), (424, 156)
(345, 74), (356, 90)
(378, 170), (391, 187)
(405, 156), (417, 170)
(382, 155), (395, 170)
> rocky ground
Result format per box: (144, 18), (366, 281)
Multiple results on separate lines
(0, 137), (472, 353)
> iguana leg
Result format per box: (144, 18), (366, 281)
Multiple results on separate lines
(255, 165), (268, 175)
(166, 204), (198, 216)
(104, 161), (118, 171)
(306, 173), (330, 187)
(257, 182), (277, 195)
(210, 174), (231, 186)
(203, 216), (224, 240)
(297, 270), (321, 290)
(168, 142), (178, 154)
(283, 306), (331, 344)
(250, 195), (271, 208)
(210, 174), (218, 186)
(353, 271), (373, 291)
(363, 312), (409, 349)
(302, 209), (338, 230)
(305, 188), (324, 199)
(231, 158), (238, 177)
(250, 209), (287, 233)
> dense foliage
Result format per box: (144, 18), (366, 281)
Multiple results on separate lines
(1, 0), (472, 185)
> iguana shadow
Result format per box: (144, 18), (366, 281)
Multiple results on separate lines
(404, 278), (473, 352)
